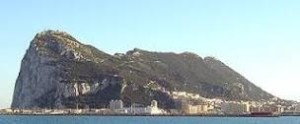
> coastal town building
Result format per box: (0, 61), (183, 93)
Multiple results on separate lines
(249, 106), (260, 113)
(180, 100), (210, 115)
(109, 100), (165, 115)
(249, 105), (285, 114)
(295, 104), (300, 112)
(182, 103), (209, 114)
(0, 108), (13, 114)
(109, 100), (124, 110)
(221, 102), (249, 114)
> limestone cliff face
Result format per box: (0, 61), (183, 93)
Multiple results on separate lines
(12, 30), (275, 109)
(11, 42), (60, 108)
(11, 31), (123, 109)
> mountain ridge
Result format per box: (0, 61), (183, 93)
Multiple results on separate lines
(12, 30), (275, 109)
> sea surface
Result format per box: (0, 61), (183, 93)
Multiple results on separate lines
(1, 115), (300, 124)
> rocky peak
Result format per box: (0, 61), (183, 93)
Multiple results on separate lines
(34, 30), (79, 49)
(35, 30), (79, 42)
(29, 30), (88, 60)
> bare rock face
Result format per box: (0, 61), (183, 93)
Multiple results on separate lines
(11, 30), (123, 109)
(11, 45), (59, 108)
(12, 30), (274, 109)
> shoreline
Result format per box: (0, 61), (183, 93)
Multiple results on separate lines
(0, 113), (282, 117)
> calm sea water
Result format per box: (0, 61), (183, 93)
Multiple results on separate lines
(1, 115), (300, 124)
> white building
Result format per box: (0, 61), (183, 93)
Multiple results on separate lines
(127, 100), (164, 115)
(110, 100), (165, 115)
(147, 100), (164, 115)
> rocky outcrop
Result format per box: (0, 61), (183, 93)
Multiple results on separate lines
(11, 31), (123, 109)
(11, 30), (274, 109)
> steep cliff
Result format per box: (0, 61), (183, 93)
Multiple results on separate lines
(11, 30), (274, 109)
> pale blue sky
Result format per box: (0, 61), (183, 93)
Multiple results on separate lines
(1, 0), (300, 108)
